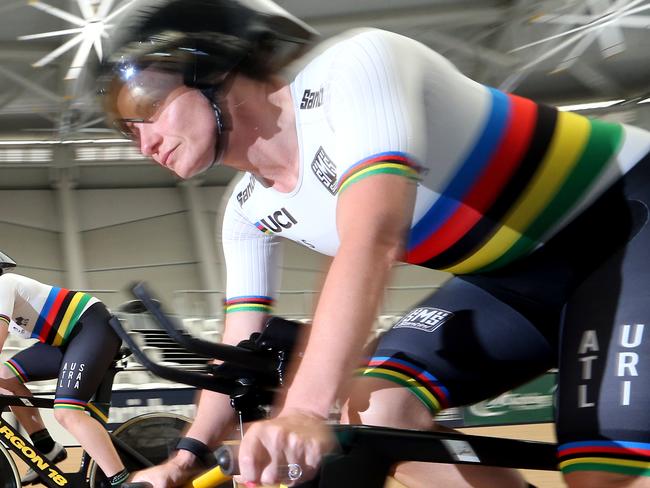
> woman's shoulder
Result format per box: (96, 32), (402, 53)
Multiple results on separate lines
(0, 273), (46, 289)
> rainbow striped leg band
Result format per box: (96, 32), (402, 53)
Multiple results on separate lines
(53, 398), (88, 412)
(4, 359), (28, 384)
(356, 355), (451, 415)
(558, 440), (650, 477)
(52, 399), (109, 424)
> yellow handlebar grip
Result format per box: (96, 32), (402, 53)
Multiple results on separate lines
(184, 466), (290, 488)
(185, 466), (231, 488)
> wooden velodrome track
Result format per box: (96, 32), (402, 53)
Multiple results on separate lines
(11, 423), (564, 488)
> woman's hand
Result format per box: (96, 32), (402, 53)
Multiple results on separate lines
(130, 450), (204, 488)
(236, 409), (336, 486)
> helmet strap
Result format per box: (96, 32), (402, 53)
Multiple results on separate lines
(196, 87), (231, 174)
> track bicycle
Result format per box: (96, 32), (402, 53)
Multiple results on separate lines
(0, 342), (191, 488)
(112, 282), (559, 488)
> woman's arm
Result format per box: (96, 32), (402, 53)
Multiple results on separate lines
(132, 310), (270, 487)
(0, 275), (16, 354)
(282, 172), (416, 416)
(182, 310), (269, 445)
(0, 322), (8, 354)
(238, 172), (417, 485)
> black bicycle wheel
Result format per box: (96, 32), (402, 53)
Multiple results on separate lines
(88, 412), (191, 488)
(0, 443), (20, 488)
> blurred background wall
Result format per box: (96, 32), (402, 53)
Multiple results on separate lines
(0, 179), (448, 319)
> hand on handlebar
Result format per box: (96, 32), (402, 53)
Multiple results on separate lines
(130, 451), (205, 488)
(235, 409), (336, 486)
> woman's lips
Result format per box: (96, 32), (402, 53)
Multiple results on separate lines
(161, 145), (178, 166)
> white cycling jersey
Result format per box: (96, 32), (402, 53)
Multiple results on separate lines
(222, 28), (650, 314)
(0, 273), (98, 346)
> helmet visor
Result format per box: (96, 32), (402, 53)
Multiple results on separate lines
(102, 61), (187, 139)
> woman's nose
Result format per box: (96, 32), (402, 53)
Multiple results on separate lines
(137, 123), (162, 157)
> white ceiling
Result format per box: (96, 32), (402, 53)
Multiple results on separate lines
(1, 0), (650, 189)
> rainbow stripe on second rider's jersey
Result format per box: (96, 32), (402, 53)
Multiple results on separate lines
(406, 88), (624, 274)
(32, 287), (93, 346)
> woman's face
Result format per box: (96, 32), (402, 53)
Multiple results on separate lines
(114, 70), (219, 179)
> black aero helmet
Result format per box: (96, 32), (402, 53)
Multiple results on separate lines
(0, 251), (16, 276)
(98, 0), (317, 166)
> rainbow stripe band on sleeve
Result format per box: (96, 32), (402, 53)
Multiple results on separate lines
(357, 356), (451, 414)
(224, 296), (273, 314)
(4, 359), (28, 383)
(32, 287), (93, 346)
(0, 314), (10, 327)
(336, 152), (421, 194)
(558, 440), (650, 477)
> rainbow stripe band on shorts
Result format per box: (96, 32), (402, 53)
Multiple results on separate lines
(224, 296), (273, 314)
(53, 398), (88, 412)
(558, 440), (650, 477)
(357, 355), (451, 414)
(4, 359), (28, 383)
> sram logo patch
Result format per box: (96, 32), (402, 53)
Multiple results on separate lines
(300, 87), (324, 109)
(393, 307), (454, 333)
(311, 147), (337, 195)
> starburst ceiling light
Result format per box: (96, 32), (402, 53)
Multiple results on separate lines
(18, 0), (133, 80)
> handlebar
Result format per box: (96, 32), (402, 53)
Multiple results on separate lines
(121, 423), (557, 488)
(110, 283), (305, 420)
(108, 315), (250, 396)
(130, 282), (281, 373)
(113, 281), (558, 487)
(213, 444), (303, 481)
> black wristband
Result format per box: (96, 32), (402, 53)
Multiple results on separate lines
(175, 437), (216, 467)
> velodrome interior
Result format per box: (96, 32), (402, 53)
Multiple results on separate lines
(2, 1), (650, 487)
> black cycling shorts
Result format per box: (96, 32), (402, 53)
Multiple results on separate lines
(5, 303), (121, 417)
(362, 152), (650, 477)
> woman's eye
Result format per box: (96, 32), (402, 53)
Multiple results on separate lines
(123, 122), (140, 140)
(147, 99), (164, 119)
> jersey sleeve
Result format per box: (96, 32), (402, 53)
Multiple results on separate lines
(324, 30), (427, 193)
(221, 191), (283, 315)
(0, 274), (17, 327)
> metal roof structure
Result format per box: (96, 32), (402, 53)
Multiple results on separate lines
(1, 0), (649, 188)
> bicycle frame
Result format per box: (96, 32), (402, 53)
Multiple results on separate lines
(0, 406), (70, 488)
(0, 352), (154, 488)
(115, 283), (560, 488)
